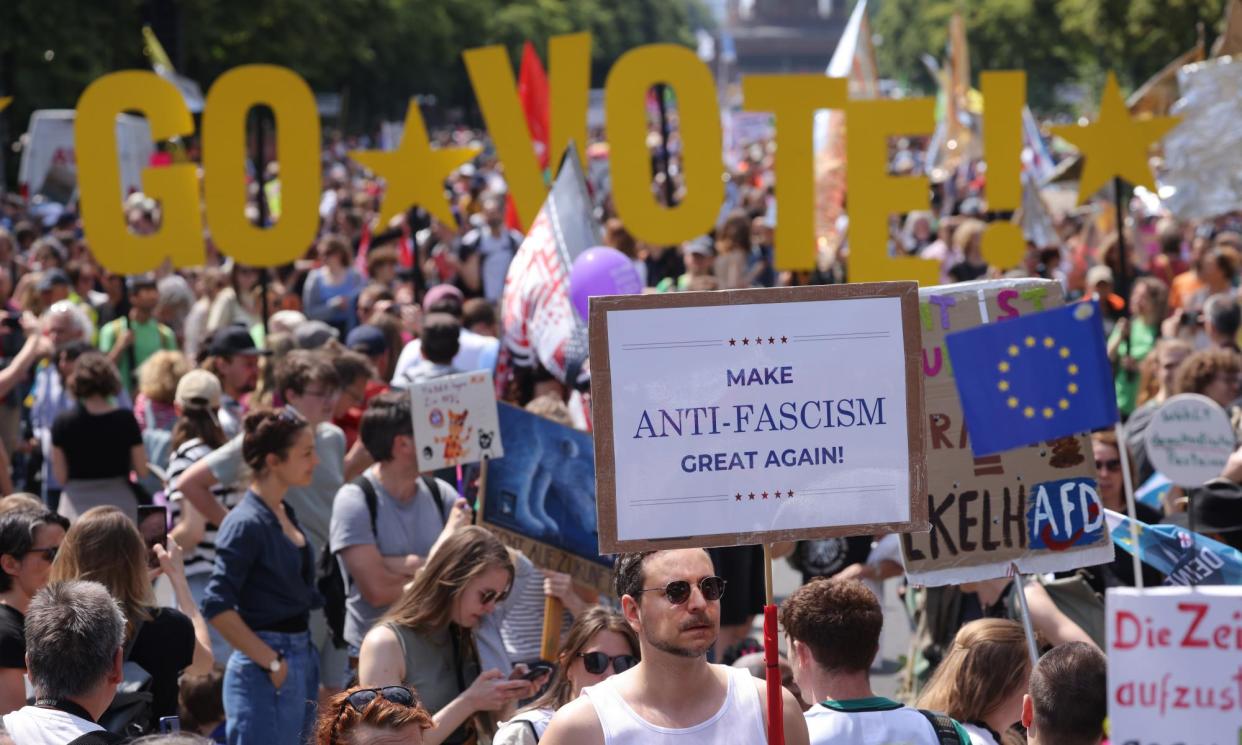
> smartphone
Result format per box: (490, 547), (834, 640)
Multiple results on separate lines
(517, 662), (553, 682)
(137, 505), (168, 570)
(159, 715), (181, 733)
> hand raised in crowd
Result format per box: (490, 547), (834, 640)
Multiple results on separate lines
(114, 328), (135, 352)
(445, 497), (474, 532)
(464, 669), (532, 712)
(153, 538), (187, 583)
(543, 570), (589, 615)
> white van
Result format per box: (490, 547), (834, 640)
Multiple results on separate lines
(18, 109), (154, 204)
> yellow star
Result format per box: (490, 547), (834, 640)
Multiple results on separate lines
(1050, 73), (1181, 205)
(1059, 347), (1070, 358)
(1068, 364), (1079, 375)
(998, 380), (1010, 392)
(998, 361), (1010, 373)
(1042, 407), (1054, 419)
(0, 98), (10, 114)
(1059, 399), (1070, 410)
(349, 99), (480, 228)
(1023, 406), (1035, 418)
(1068, 382), (1079, 394)
(1025, 336), (1036, 347)
(1007, 397), (1019, 408)
(1008, 345), (1020, 357)
(1043, 337), (1054, 348)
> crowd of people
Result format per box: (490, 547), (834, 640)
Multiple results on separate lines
(0, 108), (1235, 745)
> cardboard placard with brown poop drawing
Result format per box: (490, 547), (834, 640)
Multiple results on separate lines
(901, 278), (1114, 585)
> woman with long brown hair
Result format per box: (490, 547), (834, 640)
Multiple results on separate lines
(50, 505), (213, 729)
(358, 526), (537, 745)
(915, 619), (1032, 745)
(494, 608), (639, 744)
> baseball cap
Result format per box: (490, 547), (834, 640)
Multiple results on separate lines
(423, 284), (465, 313)
(294, 320), (340, 350)
(36, 268), (70, 292)
(1086, 265), (1114, 288)
(345, 324), (388, 357)
(175, 369), (223, 410)
(205, 325), (269, 357)
(126, 273), (159, 293)
(682, 236), (714, 258)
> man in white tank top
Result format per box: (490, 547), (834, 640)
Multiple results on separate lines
(541, 548), (808, 745)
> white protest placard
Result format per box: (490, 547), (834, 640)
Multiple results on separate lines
(590, 283), (926, 552)
(1107, 586), (1242, 745)
(408, 370), (504, 471)
(1144, 393), (1236, 487)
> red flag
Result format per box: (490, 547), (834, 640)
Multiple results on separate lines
(764, 604), (785, 745)
(398, 221), (414, 269)
(518, 40), (550, 172)
(354, 221), (373, 276)
(504, 192), (523, 233)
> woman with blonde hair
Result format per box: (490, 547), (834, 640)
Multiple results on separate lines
(51, 505), (213, 729)
(495, 608), (639, 744)
(358, 526), (538, 745)
(916, 619), (1032, 745)
(136, 348), (191, 432)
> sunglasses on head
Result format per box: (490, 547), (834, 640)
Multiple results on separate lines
(636, 576), (726, 605)
(1095, 458), (1122, 472)
(330, 686), (420, 745)
(578, 652), (638, 675)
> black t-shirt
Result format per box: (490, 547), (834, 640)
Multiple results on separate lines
(128, 607), (195, 725)
(949, 260), (989, 283)
(51, 404), (142, 480)
(788, 537), (873, 585)
(0, 604), (25, 669)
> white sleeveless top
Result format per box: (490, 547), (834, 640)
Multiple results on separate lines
(581, 664), (767, 744)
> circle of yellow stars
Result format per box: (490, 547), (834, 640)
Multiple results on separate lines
(997, 335), (1078, 420)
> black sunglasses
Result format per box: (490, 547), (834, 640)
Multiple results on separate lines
(578, 652), (639, 675)
(480, 588), (509, 606)
(636, 576), (726, 605)
(25, 546), (58, 562)
(331, 686), (419, 745)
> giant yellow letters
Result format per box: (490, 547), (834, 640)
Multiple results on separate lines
(202, 65), (320, 267)
(605, 44), (723, 247)
(75, 72), (202, 273)
(743, 75), (847, 272)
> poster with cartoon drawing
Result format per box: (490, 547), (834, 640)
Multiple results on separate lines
(409, 371), (504, 471)
(480, 403), (613, 593)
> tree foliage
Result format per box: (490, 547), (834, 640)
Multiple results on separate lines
(0, 0), (700, 143)
(873, 0), (1228, 112)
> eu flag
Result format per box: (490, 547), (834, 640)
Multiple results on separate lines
(945, 301), (1118, 456)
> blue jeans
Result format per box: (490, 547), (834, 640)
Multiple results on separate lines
(224, 630), (319, 745)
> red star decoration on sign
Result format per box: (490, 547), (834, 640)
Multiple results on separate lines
(787, 490), (794, 498)
(773, 489), (781, 498)
(761, 491), (769, 499)
(781, 336), (788, 344)
(735, 493), (742, 501)
(768, 337), (775, 345)
(748, 492), (755, 500)
(729, 338), (737, 346)
(755, 336), (764, 345)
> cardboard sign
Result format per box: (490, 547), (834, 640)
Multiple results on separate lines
(901, 279), (1114, 585)
(590, 283), (926, 553)
(1107, 586), (1242, 745)
(1143, 393), (1236, 487)
(479, 403), (612, 593)
(408, 371), (503, 471)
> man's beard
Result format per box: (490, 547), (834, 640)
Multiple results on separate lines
(644, 613), (717, 658)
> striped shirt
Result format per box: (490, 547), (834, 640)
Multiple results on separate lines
(165, 438), (244, 577)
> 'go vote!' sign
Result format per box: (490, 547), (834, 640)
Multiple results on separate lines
(590, 282), (926, 552)
(1108, 586), (1242, 745)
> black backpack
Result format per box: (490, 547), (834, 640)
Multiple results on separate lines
(96, 619), (155, 740)
(318, 475), (446, 649)
(918, 709), (970, 745)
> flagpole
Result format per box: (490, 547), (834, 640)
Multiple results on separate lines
(655, 84), (677, 208)
(253, 108), (270, 341)
(762, 543), (784, 745)
(1010, 565), (1040, 666)
(1115, 422), (1145, 588)
(1114, 177), (1132, 382)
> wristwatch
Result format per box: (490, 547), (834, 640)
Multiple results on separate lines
(268, 653), (284, 674)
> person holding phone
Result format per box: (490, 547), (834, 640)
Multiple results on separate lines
(358, 526), (538, 745)
(495, 608), (640, 744)
(50, 505), (213, 730)
(201, 408), (322, 745)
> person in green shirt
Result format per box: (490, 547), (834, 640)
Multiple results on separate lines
(98, 274), (177, 392)
(1108, 277), (1166, 418)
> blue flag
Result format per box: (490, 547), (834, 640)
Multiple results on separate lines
(945, 301), (1118, 456)
(1106, 509), (1242, 586)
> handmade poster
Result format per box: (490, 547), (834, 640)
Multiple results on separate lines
(901, 279), (1114, 585)
(409, 371), (503, 472)
(480, 403), (612, 593)
(590, 282), (926, 553)
(1108, 586), (1242, 744)
(1143, 393), (1236, 487)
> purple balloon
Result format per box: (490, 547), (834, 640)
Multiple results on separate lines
(569, 246), (644, 321)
